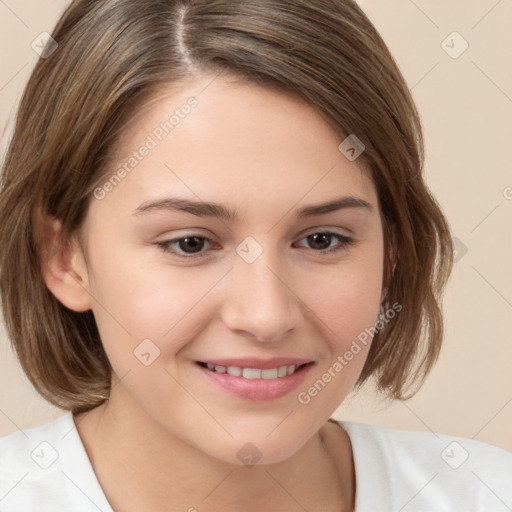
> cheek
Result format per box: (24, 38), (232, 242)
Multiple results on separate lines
(293, 267), (382, 414)
(85, 246), (228, 368)
(306, 250), (384, 344)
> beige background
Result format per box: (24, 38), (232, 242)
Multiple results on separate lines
(0, 1), (511, 451)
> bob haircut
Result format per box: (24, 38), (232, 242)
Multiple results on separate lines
(0, 0), (453, 414)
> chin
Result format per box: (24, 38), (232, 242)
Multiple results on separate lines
(199, 429), (312, 468)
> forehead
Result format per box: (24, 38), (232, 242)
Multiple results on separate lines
(92, 74), (378, 220)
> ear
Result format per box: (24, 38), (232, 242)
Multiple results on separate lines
(35, 209), (93, 312)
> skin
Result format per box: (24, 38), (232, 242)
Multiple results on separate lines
(42, 74), (390, 512)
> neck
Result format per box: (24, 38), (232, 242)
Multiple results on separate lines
(74, 389), (355, 512)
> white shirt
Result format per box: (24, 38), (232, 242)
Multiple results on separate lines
(0, 412), (511, 511)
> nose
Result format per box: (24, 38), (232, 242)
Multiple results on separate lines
(220, 252), (303, 343)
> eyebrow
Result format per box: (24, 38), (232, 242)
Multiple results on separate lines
(133, 195), (373, 221)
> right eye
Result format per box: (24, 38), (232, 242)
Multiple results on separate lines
(156, 235), (217, 258)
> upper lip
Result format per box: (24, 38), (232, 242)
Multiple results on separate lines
(197, 358), (313, 369)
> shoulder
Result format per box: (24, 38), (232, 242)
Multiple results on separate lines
(0, 413), (74, 509)
(337, 420), (512, 510)
(342, 419), (512, 468)
(0, 412), (111, 511)
(0, 413), (71, 464)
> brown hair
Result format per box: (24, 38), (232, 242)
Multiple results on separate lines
(0, 0), (453, 414)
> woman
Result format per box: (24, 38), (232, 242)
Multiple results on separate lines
(0, 1), (510, 510)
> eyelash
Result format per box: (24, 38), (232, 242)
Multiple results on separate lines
(156, 231), (355, 259)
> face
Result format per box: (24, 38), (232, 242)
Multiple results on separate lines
(71, 74), (385, 464)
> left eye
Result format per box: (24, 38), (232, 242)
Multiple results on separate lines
(293, 232), (354, 254)
(157, 231), (354, 258)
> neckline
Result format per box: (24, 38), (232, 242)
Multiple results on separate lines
(327, 418), (360, 512)
(62, 412), (374, 512)
(60, 412), (115, 511)
(335, 419), (391, 511)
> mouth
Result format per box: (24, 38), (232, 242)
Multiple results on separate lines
(194, 359), (315, 400)
(196, 361), (310, 379)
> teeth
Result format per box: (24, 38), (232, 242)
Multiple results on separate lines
(261, 368), (278, 379)
(243, 368), (262, 379)
(227, 366), (242, 377)
(204, 363), (302, 379)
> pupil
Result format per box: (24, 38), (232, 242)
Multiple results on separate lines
(309, 233), (331, 250)
(179, 237), (204, 253)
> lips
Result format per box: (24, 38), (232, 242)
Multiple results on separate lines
(194, 358), (314, 400)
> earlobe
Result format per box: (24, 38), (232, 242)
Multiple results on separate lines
(35, 210), (93, 312)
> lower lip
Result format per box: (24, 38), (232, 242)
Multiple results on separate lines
(195, 363), (314, 401)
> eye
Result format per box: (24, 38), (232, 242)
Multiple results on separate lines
(157, 235), (215, 258)
(156, 231), (355, 259)
(293, 231), (355, 254)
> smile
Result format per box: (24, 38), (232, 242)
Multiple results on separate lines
(198, 362), (307, 379)
(195, 359), (314, 400)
